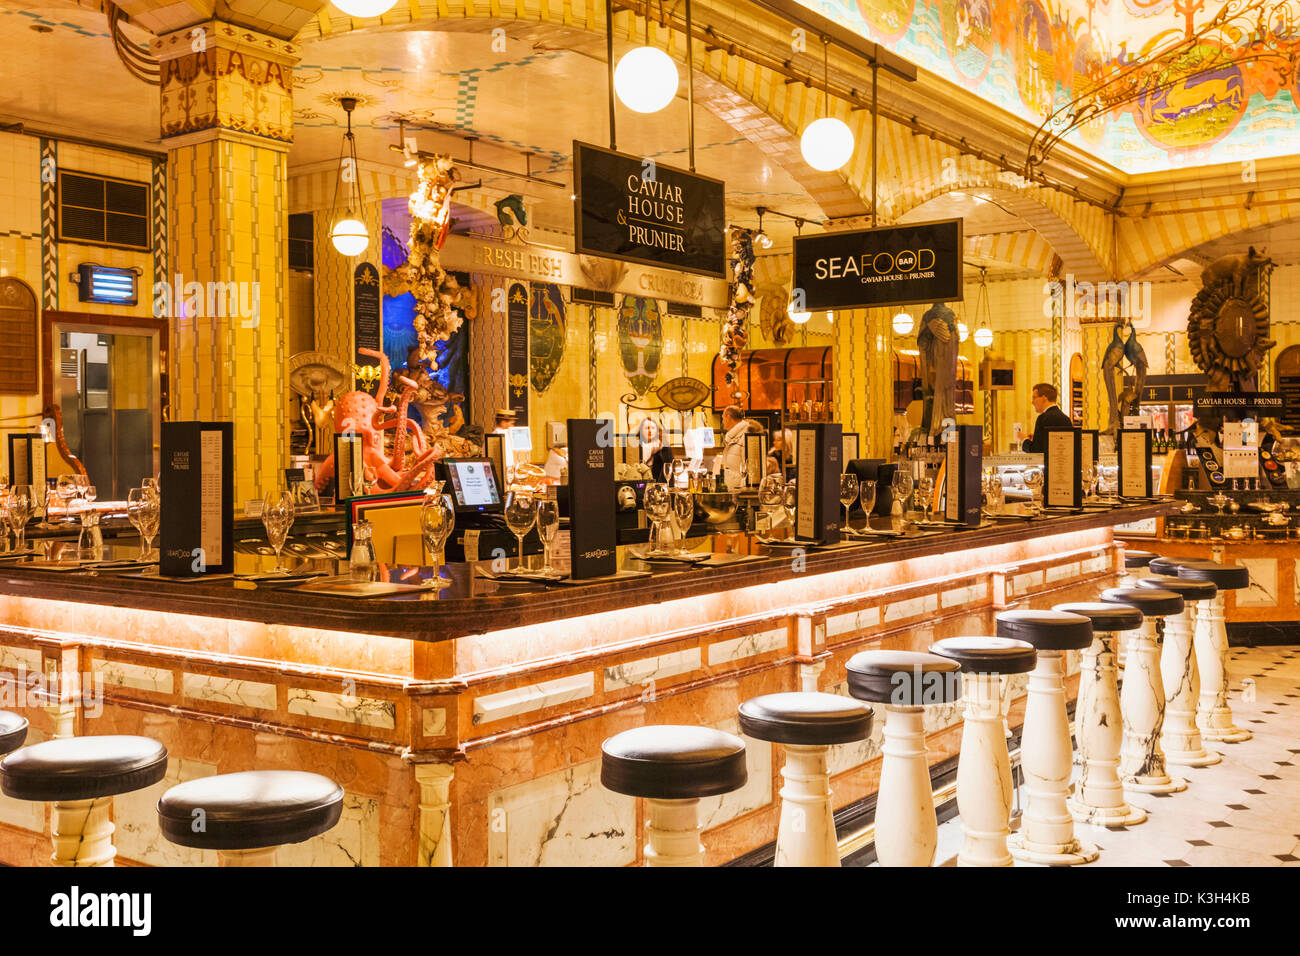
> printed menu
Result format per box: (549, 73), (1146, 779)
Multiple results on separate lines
(1117, 428), (1152, 498)
(944, 424), (983, 525)
(1044, 427), (1081, 508)
(794, 423), (841, 544)
(6, 433), (44, 490)
(567, 419), (616, 579)
(160, 422), (233, 575)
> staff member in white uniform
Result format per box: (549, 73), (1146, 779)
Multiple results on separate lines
(712, 404), (752, 491)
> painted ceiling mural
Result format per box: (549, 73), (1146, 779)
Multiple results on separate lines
(805, 0), (1300, 172)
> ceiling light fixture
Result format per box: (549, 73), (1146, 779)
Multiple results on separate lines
(800, 36), (854, 171)
(892, 311), (914, 335)
(329, 98), (369, 257)
(614, 16), (679, 114)
(755, 207), (774, 249)
(331, 0), (398, 18)
(972, 266), (993, 348)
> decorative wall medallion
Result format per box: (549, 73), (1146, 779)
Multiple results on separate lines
(616, 294), (664, 397)
(1188, 247), (1275, 393)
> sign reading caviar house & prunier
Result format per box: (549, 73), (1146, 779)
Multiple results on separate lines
(792, 218), (963, 310)
(572, 141), (726, 278)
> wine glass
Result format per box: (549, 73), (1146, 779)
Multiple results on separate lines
(6, 486), (33, 553)
(126, 487), (160, 561)
(643, 483), (673, 556)
(1081, 461), (1097, 501)
(73, 473), (91, 506)
(859, 480), (877, 529)
(670, 488), (694, 555)
(504, 490), (536, 572)
(55, 475), (78, 521)
(420, 483), (455, 569)
(839, 472), (859, 532)
(917, 475), (935, 522)
(1024, 468), (1044, 510)
(536, 499), (560, 574)
(261, 490), (296, 573)
(891, 469), (914, 518)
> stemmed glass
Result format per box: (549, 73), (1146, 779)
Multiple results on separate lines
(55, 475), (78, 521)
(757, 474), (785, 536)
(261, 490), (296, 573)
(917, 475), (935, 522)
(859, 480), (877, 530)
(643, 483), (673, 556)
(420, 483), (455, 569)
(6, 486), (33, 553)
(840, 472), (859, 533)
(670, 488), (694, 556)
(891, 469), (914, 519)
(1082, 461), (1097, 501)
(126, 487), (160, 561)
(504, 490), (537, 572)
(536, 499), (560, 575)
(1024, 468), (1044, 510)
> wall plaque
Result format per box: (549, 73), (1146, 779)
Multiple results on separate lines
(507, 282), (530, 425)
(353, 262), (381, 369)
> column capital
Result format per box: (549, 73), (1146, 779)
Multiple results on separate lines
(156, 20), (297, 145)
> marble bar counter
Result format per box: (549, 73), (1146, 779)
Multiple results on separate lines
(0, 504), (1168, 866)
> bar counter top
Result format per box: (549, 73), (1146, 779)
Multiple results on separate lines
(0, 502), (1172, 641)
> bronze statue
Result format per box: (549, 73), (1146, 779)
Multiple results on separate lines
(1100, 317), (1148, 434)
(917, 302), (959, 435)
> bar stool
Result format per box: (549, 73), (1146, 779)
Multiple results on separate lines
(601, 725), (747, 866)
(1117, 550), (1161, 670)
(995, 609), (1098, 865)
(930, 637), (1036, 867)
(157, 770), (344, 866)
(1, 735), (168, 866)
(1136, 574), (1222, 767)
(1052, 601), (1147, 827)
(1101, 587), (1188, 794)
(845, 649), (961, 867)
(738, 692), (873, 867)
(1175, 560), (1253, 743)
(0, 711), (27, 756)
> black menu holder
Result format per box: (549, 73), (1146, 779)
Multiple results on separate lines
(744, 433), (768, 487)
(6, 433), (45, 489)
(567, 418), (617, 579)
(1080, 428), (1098, 474)
(160, 422), (233, 576)
(1118, 428), (1153, 497)
(484, 433), (506, 496)
(1044, 426), (1082, 509)
(335, 433), (365, 500)
(794, 422), (841, 544)
(944, 424), (983, 526)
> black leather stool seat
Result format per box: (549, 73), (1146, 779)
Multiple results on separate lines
(995, 609), (1093, 650)
(930, 636), (1036, 674)
(1052, 601), (1144, 633)
(157, 771), (344, 850)
(602, 726), (747, 799)
(1175, 559), (1250, 591)
(1102, 586), (1184, 617)
(1148, 556), (1187, 576)
(738, 693), (873, 746)
(1, 735), (167, 802)
(1123, 550), (1160, 569)
(845, 650), (962, 705)
(1137, 574), (1217, 603)
(0, 711), (27, 756)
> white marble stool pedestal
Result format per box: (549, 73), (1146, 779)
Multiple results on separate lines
(847, 649), (962, 867)
(1175, 561), (1254, 743)
(1116, 550), (1160, 670)
(997, 609), (1099, 865)
(1137, 574), (1223, 767)
(1103, 587), (1189, 794)
(931, 636), (1037, 867)
(601, 725), (748, 867)
(0, 734), (168, 868)
(1053, 602), (1148, 828)
(738, 692), (873, 867)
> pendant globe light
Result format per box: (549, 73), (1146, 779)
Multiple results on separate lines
(614, 15), (678, 114)
(332, 0), (398, 17)
(801, 37), (854, 171)
(329, 98), (369, 257)
(972, 266), (994, 348)
(892, 311), (914, 335)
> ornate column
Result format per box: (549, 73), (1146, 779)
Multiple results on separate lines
(415, 762), (455, 867)
(154, 23), (296, 504)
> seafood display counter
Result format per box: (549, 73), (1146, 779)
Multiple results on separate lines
(0, 503), (1167, 866)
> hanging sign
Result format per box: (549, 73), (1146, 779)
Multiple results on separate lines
(573, 141), (727, 278)
(506, 282), (530, 426)
(792, 218), (963, 310)
(353, 262), (381, 369)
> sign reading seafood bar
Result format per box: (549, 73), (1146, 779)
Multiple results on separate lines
(573, 141), (727, 278)
(792, 218), (963, 310)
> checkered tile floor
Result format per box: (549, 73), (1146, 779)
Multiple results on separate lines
(932, 645), (1300, 867)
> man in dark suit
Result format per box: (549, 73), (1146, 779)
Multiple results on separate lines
(1022, 382), (1072, 453)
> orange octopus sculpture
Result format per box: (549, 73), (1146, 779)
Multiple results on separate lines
(313, 348), (443, 494)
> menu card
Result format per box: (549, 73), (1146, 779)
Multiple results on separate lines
(567, 418), (616, 579)
(1080, 429), (1098, 474)
(744, 433), (768, 487)
(794, 422), (841, 544)
(160, 422), (233, 575)
(1117, 428), (1152, 497)
(334, 433), (364, 500)
(841, 433), (860, 470)
(6, 433), (44, 489)
(944, 424), (983, 526)
(1044, 427), (1082, 508)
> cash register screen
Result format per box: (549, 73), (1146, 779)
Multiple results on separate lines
(444, 458), (503, 513)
